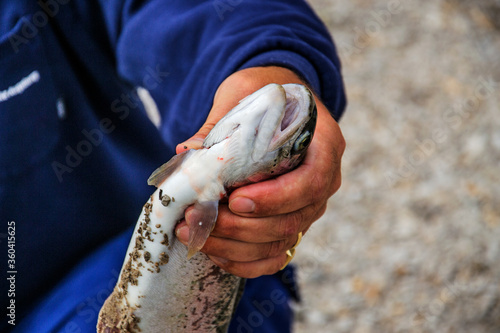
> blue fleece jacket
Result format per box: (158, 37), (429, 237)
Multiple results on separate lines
(0, 0), (345, 331)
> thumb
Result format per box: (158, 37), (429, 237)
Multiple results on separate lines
(175, 79), (249, 155)
(175, 133), (207, 154)
(175, 96), (223, 154)
(176, 66), (302, 155)
(175, 113), (223, 154)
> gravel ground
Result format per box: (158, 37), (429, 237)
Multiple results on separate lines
(294, 1), (500, 332)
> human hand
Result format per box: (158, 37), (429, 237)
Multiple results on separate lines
(175, 66), (345, 278)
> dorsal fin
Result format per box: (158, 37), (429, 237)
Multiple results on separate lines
(147, 150), (192, 187)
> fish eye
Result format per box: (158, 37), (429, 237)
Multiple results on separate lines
(292, 131), (312, 153)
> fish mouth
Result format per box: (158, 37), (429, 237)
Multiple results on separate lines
(202, 83), (316, 162)
(267, 84), (317, 152)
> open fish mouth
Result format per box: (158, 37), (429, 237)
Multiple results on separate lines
(202, 83), (316, 162)
(268, 84), (317, 153)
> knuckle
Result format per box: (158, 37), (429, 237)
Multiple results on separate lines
(310, 203), (327, 224)
(278, 213), (301, 239)
(316, 203), (327, 219)
(330, 172), (342, 195)
(265, 239), (288, 258)
(337, 130), (346, 155)
(309, 171), (328, 202)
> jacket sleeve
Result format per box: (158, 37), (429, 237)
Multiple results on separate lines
(97, 0), (346, 147)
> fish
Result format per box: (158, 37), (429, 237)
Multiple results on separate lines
(97, 83), (317, 333)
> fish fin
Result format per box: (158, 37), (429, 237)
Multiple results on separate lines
(203, 121), (240, 148)
(251, 86), (286, 161)
(147, 150), (191, 187)
(187, 200), (219, 259)
(203, 93), (255, 148)
(203, 85), (280, 148)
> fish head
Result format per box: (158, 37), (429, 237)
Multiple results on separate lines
(203, 83), (317, 188)
(265, 83), (317, 172)
(147, 83), (317, 260)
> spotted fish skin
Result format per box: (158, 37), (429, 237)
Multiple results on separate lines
(97, 83), (317, 333)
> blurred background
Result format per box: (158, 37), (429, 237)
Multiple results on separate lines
(294, 1), (500, 332)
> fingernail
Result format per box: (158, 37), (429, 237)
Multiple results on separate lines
(176, 225), (189, 244)
(230, 197), (255, 213)
(182, 138), (204, 149)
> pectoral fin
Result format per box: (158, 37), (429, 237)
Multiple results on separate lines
(187, 200), (219, 259)
(148, 150), (192, 187)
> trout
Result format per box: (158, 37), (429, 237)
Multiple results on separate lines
(97, 83), (316, 332)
